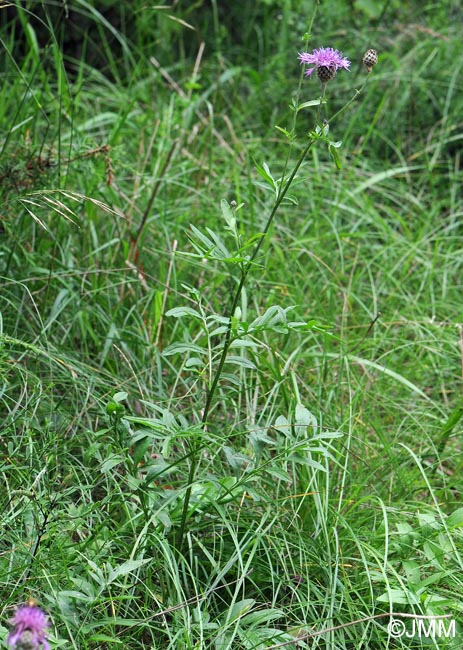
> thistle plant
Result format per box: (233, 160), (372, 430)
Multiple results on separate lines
(175, 42), (378, 552)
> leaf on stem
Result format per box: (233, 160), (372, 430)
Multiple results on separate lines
(294, 98), (327, 112)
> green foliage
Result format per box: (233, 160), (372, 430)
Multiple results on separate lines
(1, 1), (463, 648)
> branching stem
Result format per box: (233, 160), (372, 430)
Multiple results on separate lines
(176, 136), (315, 552)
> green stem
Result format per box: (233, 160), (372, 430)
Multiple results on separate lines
(280, 1), (319, 183)
(315, 83), (327, 126)
(204, 137), (315, 419)
(326, 78), (368, 125)
(176, 136), (315, 552)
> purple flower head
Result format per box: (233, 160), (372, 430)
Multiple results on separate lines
(7, 605), (50, 650)
(298, 47), (350, 77)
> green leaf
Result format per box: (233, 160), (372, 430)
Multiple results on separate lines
(184, 357), (204, 368)
(295, 404), (317, 430)
(225, 355), (257, 369)
(100, 455), (125, 473)
(165, 306), (202, 319)
(221, 199), (238, 237)
(418, 571), (446, 588)
(132, 436), (151, 466)
(254, 160), (277, 190)
(150, 290), (164, 328)
(329, 143), (342, 169)
(264, 466), (291, 482)
(447, 507), (463, 529)
(189, 224), (231, 260)
(437, 400), (463, 452)
(241, 607), (285, 625)
(402, 560), (421, 584)
(417, 511), (440, 531)
(249, 305), (292, 331)
(162, 342), (206, 356)
(107, 559), (152, 583)
(275, 124), (295, 140)
(106, 401), (126, 418)
(288, 454), (326, 471)
(396, 522), (413, 535)
(377, 589), (419, 605)
(295, 98), (326, 111)
(228, 599), (255, 622)
(273, 415), (290, 434)
(88, 636), (123, 644)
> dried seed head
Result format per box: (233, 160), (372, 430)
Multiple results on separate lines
(362, 49), (378, 72)
(317, 64), (337, 83)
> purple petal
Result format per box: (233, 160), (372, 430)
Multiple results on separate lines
(6, 630), (22, 647)
(298, 46), (351, 76)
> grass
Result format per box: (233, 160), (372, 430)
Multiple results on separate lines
(1, 0), (463, 648)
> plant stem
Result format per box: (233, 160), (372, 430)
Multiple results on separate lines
(176, 136), (315, 552)
(202, 137), (315, 424)
(326, 78), (368, 124)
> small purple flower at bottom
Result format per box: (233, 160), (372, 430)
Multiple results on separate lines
(7, 605), (50, 650)
(298, 47), (350, 79)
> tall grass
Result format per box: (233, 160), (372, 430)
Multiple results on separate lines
(1, 1), (462, 648)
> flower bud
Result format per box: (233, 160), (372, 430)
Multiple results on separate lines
(362, 49), (378, 72)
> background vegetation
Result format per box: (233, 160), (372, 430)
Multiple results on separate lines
(1, 0), (462, 647)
